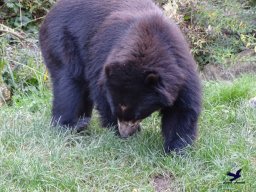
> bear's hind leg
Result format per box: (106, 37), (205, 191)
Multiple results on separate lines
(51, 77), (92, 131)
(75, 84), (94, 131)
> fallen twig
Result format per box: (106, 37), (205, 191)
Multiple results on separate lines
(0, 24), (25, 40)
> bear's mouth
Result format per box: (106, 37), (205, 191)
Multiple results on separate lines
(117, 120), (141, 138)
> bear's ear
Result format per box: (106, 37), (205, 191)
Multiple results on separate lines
(105, 62), (120, 78)
(145, 72), (159, 86)
(105, 64), (114, 78)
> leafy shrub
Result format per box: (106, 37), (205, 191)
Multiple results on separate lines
(0, 35), (47, 94)
(154, 0), (168, 5)
(0, 0), (56, 31)
(163, 0), (256, 67)
(1, 0), (256, 86)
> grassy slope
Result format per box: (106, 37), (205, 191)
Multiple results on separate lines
(1, 0), (256, 191)
(0, 75), (255, 192)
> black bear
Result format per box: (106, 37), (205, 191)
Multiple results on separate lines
(39, 0), (202, 153)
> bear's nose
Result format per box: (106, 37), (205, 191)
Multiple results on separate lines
(117, 120), (141, 138)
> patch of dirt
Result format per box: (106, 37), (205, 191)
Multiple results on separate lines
(151, 173), (178, 192)
(201, 49), (256, 81)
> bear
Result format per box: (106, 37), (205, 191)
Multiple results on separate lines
(39, 0), (202, 153)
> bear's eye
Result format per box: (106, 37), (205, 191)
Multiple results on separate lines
(145, 72), (159, 86)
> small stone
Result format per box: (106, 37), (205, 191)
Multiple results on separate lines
(0, 84), (11, 107)
(249, 97), (256, 108)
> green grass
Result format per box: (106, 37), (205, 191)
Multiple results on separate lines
(0, 75), (255, 191)
(1, 0), (256, 191)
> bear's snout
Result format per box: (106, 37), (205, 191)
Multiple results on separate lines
(117, 120), (141, 138)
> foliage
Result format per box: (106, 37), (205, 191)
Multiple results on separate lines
(0, 35), (47, 95)
(0, 0), (255, 98)
(163, 0), (256, 68)
(0, 0), (55, 31)
(239, 0), (256, 6)
(0, 43), (5, 83)
(154, 0), (168, 5)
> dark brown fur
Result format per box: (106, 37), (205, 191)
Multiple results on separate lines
(40, 0), (202, 153)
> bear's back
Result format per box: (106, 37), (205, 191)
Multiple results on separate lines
(39, 0), (159, 63)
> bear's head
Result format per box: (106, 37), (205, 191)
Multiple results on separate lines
(100, 58), (185, 138)
(99, 16), (187, 137)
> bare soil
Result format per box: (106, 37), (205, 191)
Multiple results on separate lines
(151, 173), (178, 192)
(201, 49), (256, 81)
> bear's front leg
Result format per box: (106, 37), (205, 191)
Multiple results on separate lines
(161, 85), (201, 153)
(51, 77), (93, 132)
(161, 107), (198, 153)
(96, 95), (118, 129)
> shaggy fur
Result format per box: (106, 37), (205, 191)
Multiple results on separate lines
(39, 0), (202, 153)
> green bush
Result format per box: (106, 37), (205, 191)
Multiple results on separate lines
(0, 0), (55, 31)
(1, 0), (255, 84)
(172, 0), (256, 67)
(0, 35), (47, 95)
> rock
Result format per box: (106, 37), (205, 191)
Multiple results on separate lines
(201, 49), (256, 81)
(0, 84), (11, 107)
(249, 97), (256, 108)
